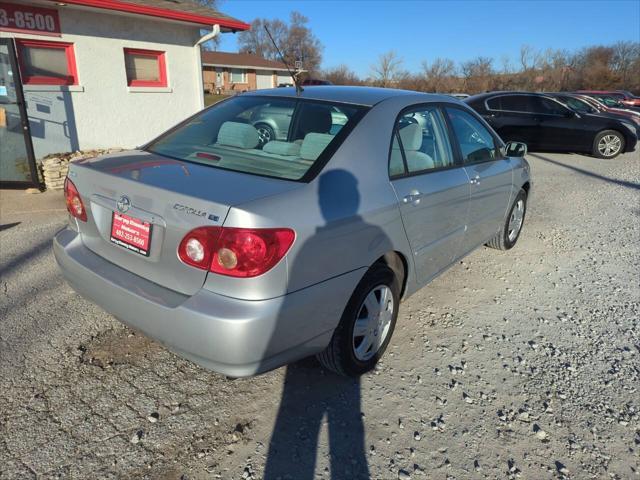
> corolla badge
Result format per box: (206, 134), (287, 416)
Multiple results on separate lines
(116, 195), (131, 213)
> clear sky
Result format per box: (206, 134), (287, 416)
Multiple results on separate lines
(217, 0), (640, 76)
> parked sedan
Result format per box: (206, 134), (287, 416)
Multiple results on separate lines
(549, 93), (640, 126)
(571, 94), (640, 124)
(465, 92), (638, 159)
(248, 101), (348, 145)
(586, 94), (640, 114)
(54, 87), (531, 378)
(577, 90), (640, 108)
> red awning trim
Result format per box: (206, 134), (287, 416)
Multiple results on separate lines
(45, 0), (250, 29)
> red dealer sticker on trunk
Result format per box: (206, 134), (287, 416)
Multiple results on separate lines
(0, 3), (61, 37)
(110, 212), (152, 257)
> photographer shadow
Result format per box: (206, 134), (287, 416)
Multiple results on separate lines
(263, 169), (393, 479)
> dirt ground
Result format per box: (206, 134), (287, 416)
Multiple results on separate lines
(1, 149), (639, 480)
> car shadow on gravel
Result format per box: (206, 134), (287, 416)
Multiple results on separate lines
(528, 153), (640, 190)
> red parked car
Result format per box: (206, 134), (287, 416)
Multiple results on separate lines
(569, 94), (640, 125)
(577, 90), (640, 107)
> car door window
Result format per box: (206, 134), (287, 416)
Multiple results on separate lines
(389, 106), (454, 176)
(492, 95), (531, 113)
(446, 108), (498, 164)
(530, 97), (568, 116)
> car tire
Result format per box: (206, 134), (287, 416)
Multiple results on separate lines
(593, 130), (625, 159)
(255, 123), (275, 146)
(486, 188), (527, 251)
(317, 264), (400, 377)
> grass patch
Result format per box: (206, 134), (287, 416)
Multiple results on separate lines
(204, 94), (231, 106)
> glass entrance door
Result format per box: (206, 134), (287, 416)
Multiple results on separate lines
(0, 38), (38, 188)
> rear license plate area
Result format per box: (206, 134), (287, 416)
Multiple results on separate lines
(110, 212), (152, 257)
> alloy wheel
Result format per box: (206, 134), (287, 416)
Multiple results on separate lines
(352, 285), (394, 361)
(598, 134), (622, 157)
(257, 126), (273, 145)
(508, 199), (525, 242)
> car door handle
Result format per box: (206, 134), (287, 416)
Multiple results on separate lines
(402, 191), (422, 204)
(469, 174), (481, 185)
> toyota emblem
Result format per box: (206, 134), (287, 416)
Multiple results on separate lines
(116, 195), (131, 213)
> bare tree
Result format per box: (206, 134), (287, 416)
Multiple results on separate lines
(421, 58), (456, 92)
(238, 18), (287, 60)
(197, 0), (223, 50)
(460, 56), (494, 92)
(611, 41), (640, 87)
(322, 64), (362, 85)
(286, 11), (323, 74)
(237, 12), (323, 74)
(370, 51), (403, 87)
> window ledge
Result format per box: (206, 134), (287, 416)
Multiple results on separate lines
(127, 86), (173, 93)
(22, 85), (84, 92)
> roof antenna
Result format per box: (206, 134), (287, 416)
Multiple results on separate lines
(264, 25), (303, 95)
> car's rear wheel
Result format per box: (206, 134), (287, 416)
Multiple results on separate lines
(255, 123), (275, 146)
(317, 264), (400, 376)
(593, 130), (625, 159)
(486, 188), (527, 251)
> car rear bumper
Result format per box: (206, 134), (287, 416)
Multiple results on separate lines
(53, 227), (365, 377)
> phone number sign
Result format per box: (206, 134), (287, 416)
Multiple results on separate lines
(0, 2), (61, 36)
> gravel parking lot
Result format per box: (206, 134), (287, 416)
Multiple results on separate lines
(1, 149), (639, 480)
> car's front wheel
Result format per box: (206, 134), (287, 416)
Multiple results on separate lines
(486, 188), (527, 250)
(317, 264), (400, 376)
(593, 130), (625, 159)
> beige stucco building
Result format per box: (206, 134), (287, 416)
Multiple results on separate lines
(0, 0), (248, 161)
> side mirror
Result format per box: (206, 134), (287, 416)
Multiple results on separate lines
(566, 110), (580, 119)
(505, 141), (527, 158)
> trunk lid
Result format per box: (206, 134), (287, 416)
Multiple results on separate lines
(70, 150), (302, 295)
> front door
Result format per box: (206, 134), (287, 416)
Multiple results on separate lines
(390, 105), (470, 284)
(532, 96), (585, 150)
(0, 38), (38, 188)
(445, 107), (513, 255)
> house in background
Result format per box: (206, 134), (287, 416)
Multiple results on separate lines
(0, 0), (248, 186)
(201, 51), (292, 93)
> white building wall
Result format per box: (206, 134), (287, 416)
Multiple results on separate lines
(1, 5), (204, 158)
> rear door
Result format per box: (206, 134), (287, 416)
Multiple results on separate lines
(445, 107), (513, 255)
(390, 105), (470, 284)
(485, 95), (539, 147)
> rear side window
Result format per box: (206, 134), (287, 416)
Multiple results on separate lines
(486, 96), (502, 110)
(490, 95), (531, 112)
(446, 108), (498, 164)
(389, 106), (454, 177)
(529, 97), (568, 115)
(146, 96), (367, 181)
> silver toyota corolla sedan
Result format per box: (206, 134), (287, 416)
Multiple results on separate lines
(54, 86), (532, 378)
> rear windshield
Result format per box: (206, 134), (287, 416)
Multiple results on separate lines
(146, 96), (368, 181)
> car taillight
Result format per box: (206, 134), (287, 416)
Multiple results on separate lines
(63, 177), (87, 222)
(178, 226), (295, 278)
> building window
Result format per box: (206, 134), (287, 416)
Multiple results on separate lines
(16, 39), (78, 85)
(229, 69), (247, 83)
(123, 48), (167, 87)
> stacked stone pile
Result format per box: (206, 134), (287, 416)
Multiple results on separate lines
(40, 149), (124, 190)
